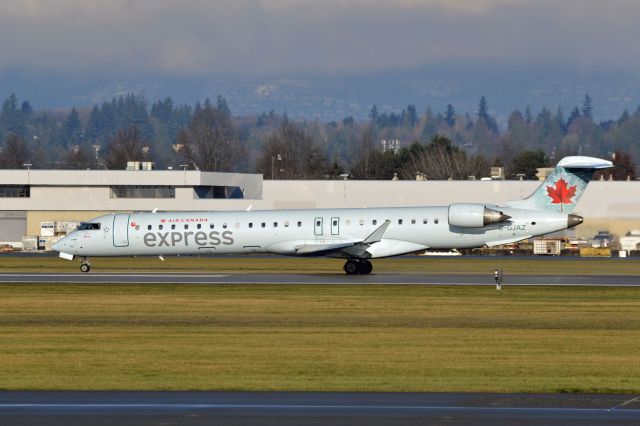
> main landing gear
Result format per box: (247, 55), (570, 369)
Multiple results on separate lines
(79, 257), (91, 273)
(343, 259), (372, 275)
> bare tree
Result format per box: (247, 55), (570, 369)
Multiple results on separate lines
(403, 136), (488, 180)
(351, 125), (376, 178)
(0, 133), (30, 168)
(256, 118), (327, 179)
(177, 102), (243, 171)
(103, 126), (150, 169)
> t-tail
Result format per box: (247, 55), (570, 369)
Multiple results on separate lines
(507, 156), (612, 214)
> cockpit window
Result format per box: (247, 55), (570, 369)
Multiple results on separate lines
(77, 222), (101, 231)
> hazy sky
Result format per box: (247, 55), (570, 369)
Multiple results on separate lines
(1, 0), (639, 78)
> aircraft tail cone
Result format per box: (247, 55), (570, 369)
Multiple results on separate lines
(567, 214), (584, 228)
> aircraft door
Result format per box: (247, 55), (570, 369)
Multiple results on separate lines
(314, 217), (323, 236)
(113, 214), (130, 247)
(331, 217), (339, 235)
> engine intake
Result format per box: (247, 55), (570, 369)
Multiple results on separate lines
(448, 203), (511, 228)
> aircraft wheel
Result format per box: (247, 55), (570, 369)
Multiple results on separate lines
(360, 260), (373, 274)
(344, 260), (359, 275)
(80, 263), (91, 273)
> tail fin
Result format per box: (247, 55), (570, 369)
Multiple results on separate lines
(507, 156), (612, 213)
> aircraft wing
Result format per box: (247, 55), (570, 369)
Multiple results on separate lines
(285, 220), (393, 257)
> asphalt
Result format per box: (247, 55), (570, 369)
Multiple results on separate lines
(1, 391), (640, 426)
(0, 272), (638, 285)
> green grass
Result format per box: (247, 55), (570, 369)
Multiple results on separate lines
(1, 284), (640, 392)
(0, 255), (639, 274)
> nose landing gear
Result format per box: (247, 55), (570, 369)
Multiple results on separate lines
(343, 259), (372, 275)
(79, 257), (91, 273)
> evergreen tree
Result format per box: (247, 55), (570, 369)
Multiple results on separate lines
(582, 94), (593, 119)
(369, 104), (379, 123)
(445, 104), (456, 127)
(60, 107), (83, 147)
(405, 104), (418, 127)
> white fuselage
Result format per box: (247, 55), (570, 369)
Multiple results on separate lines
(54, 206), (571, 259)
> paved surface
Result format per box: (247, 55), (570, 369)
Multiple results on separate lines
(1, 391), (640, 426)
(0, 272), (638, 285)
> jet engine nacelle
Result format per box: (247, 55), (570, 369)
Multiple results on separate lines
(447, 203), (511, 228)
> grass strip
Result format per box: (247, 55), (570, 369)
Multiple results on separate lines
(0, 284), (639, 392)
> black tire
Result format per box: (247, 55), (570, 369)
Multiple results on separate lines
(80, 263), (91, 273)
(361, 260), (373, 274)
(344, 260), (358, 275)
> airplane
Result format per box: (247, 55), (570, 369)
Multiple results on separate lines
(53, 156), (612, 274)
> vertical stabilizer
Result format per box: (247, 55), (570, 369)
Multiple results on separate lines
(507, 156), (612, 213)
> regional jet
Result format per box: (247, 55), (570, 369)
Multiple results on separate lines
(53, 156), (612, 274)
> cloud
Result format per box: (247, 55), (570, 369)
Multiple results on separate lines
(0, 0), (639, 77)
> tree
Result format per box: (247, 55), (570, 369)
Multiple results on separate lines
(103, 126), (150, 169)
(477, 96), (498, 133)
(177, 99), (243, 171)
(582, 94), (593, 119)
(445, 104), (456, 127)
(60, 107), (83, 147)
(405, 104), (418, 127)
(256, 118), (327, 179)
(64, 144), (97, 170)
(404, 135), (488, 180)
(0, 133), (30, 168)
(1, 94), (27, 136)
(509, 150), (549, 179)
(350, 125), (377, 178)
(368, 104), (379, 123)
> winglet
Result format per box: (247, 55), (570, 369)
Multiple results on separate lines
(363, 220), (391, 244)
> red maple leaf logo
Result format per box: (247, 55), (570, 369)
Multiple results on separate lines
(546, 178), (577, 204)
(160, 219), (166, 223)
(130, 221), (137, 227)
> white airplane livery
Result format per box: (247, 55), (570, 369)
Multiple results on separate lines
(53, 156), (612, 274)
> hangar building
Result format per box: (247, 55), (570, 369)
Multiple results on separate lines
(0, 168), (637, 245)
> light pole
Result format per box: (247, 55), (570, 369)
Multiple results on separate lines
(271, 154), (282, 180)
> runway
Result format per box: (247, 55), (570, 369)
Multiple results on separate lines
(1, 391), (640, 425)
(0, 272), (638, 286)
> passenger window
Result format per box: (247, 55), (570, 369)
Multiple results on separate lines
(210, 224), (214, 229)
(147, 225), (152, 230)
(297, 221), (302, 227)
(372, 219), (377, 226)
(333, 220), (338, 226)
(261, 222), (266, 228)
(398, 219), (403, 225)
(249, 222), (253, 228)
(411, 219), (416, 225)
(359, 219), (364, 226)
(197, 223), (201, 230)
(316, 220), (321, 226)
(284, 221), (290, 227)
(171, 224), (176, 230)
(184, 224), (188, 230)
(159, 224), (163, 230)
(423, 219), (428, 224)
(274, 222), (278, 227)
(223, 223), (227, 229)
(434, 218), (439, 224)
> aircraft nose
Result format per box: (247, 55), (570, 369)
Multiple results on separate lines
(52, 238), (65, 252)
